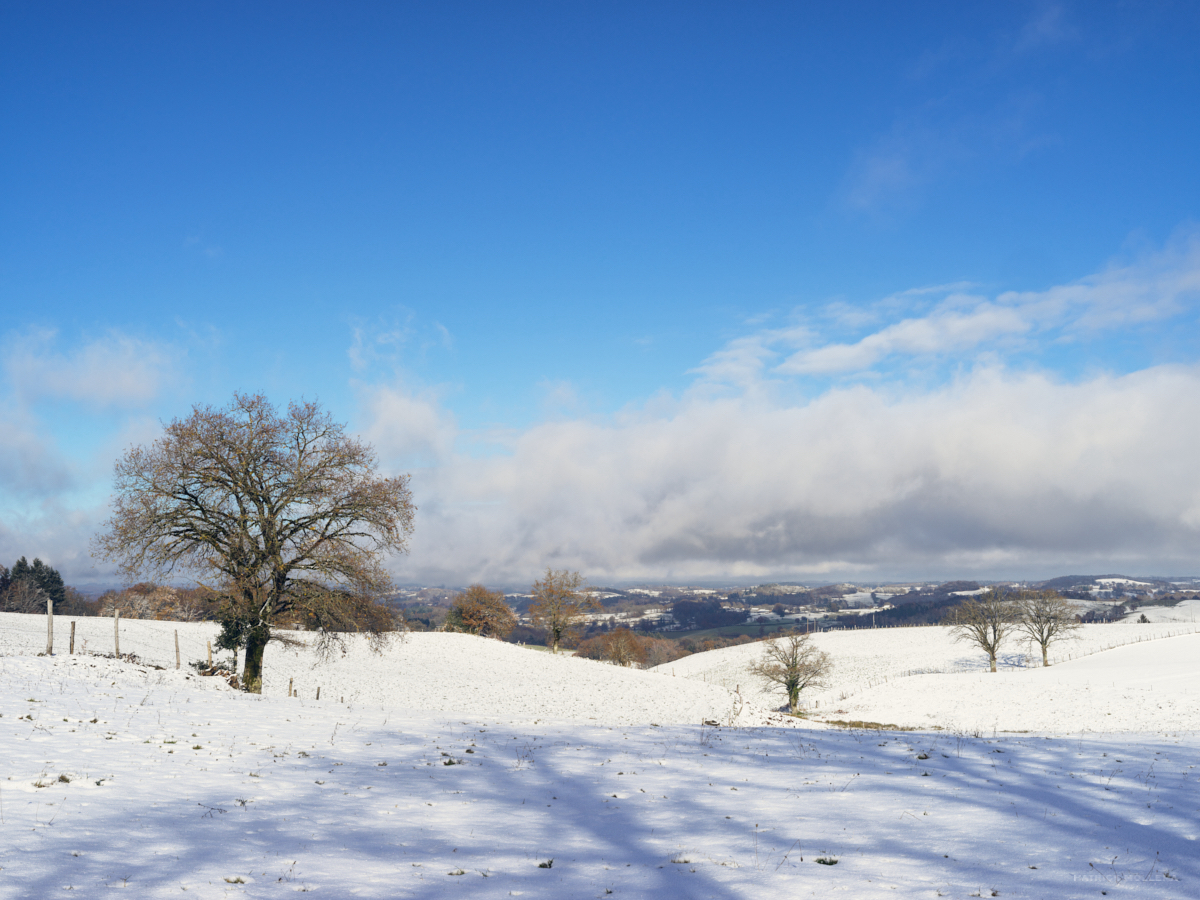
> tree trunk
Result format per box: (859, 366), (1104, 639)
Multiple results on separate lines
(788, 688), (800, 714)
(1042, 645), (1049, 667)
(989, 653), (997, 673)
(242, 625), (270, 694)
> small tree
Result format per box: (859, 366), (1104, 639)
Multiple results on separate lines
(1014, 589), (1080, 666)
(747, 632), (831, 714)
(93, 393), (415, 693)
(528, 568), (597, 653)
(445, 585), (517, 638)
(945, 589), (1017, 673)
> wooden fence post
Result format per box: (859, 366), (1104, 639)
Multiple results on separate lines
(175, 630), (181, 670)
(46, 596), (54, 655)
(207, 640), (212, 667)
(70, 620), (76, 655)
(316, 686), (321, 700)
(114, 609), (120, 657)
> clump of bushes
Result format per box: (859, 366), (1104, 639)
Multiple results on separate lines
(573, 628), (688, 667)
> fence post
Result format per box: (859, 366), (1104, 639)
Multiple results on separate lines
(175, 630), (181, 670)
(114, 609), (120, 657)
(207, 640), (212, 667)
(46, 596), (54, 655)
(70, 620), (76, 655)
(288, 676), (294, 697)
(316, 686), (321, 700)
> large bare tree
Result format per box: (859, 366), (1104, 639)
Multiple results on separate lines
(747, 632), (831, 714)
(528, 568), (597, 653)
(93, 393), (415, 692)
(1014, 589), (1080, 666)
(945, 589), (1017, 673)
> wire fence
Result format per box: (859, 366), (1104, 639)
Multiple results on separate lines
(0, 611), (235, 671)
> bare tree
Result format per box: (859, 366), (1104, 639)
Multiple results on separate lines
(528, 569), (597, 653)
(92, 393), (415, 692)
(945, 589), (1017, 672)
(747, 632), (831, 714)
(1015, 589), (1080, 666)
(445, 585), (517, 638)
(3, 577), (48, 613)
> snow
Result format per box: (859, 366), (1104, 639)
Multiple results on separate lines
(0, 613), (786, 727)
(837, 591), (876, 607)
(3, 613), (1199, 898)
(657, 621), (1200, 723)
(841, 633), (1200, 734)
(1122, 598), (1200, 624)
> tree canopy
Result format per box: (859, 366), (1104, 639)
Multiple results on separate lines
(93, 393), (415, 692)
(529, 568), (596, 652)
(747, 632), (831, 714)
(944, 589), (1017, 672)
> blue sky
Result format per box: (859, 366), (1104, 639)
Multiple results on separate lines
(3, 1), (1200, 586)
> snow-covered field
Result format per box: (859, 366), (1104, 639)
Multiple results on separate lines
(1122, 597), (1200, 624)
(0, 614), (783, 727)
(842, 633), (1200, 734)
(3, 613), (1199, 898)
(659, 621), (1200, 726)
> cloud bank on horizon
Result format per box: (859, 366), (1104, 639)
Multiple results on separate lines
(364, 236), (1200, 584)
(5, 236), (1200, 586)
(3, 2), (1200, 586)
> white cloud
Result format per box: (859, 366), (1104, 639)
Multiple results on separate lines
(689, 325), (810, 389)
(779, 299), (1028, 374)
(356, 382), (459, 469)
(775, 234), (1200, 375)
(347, 313), (454, 375)
(354, 238), (1200, 585)
(4, 329), (176, 407)
(370, 363), (1200, 586)
(0, 401), (73, 498)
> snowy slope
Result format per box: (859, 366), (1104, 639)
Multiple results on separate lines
(3, 614), (1200, 898)
(1122, 597), (1200, 624)
(2, 653), (1197, 899)
(839, 632), (1200, 734)
(0, 614), (787, 727)
(658, 621), (1200, 722)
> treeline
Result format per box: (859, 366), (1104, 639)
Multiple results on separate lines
(827, 596), (962, 628)
(0, 558), (97, 616)
(670, 598), (750, 629)
(0, 558), (400, 636)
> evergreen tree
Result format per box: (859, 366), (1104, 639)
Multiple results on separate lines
(30, 558), (66, 608)
(7, 556), (66, 611)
